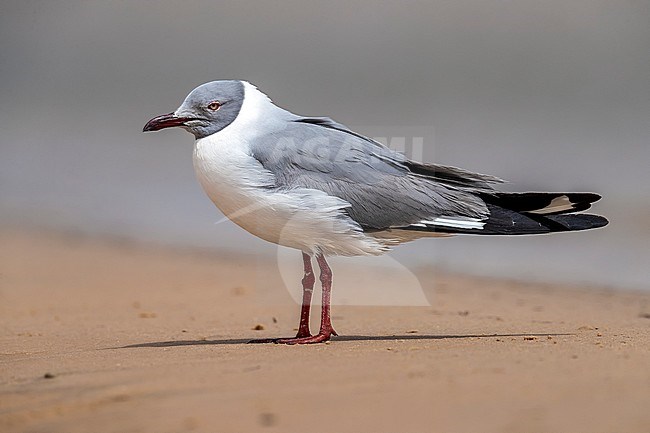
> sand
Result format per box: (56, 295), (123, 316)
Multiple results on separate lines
(1, 229), (649, 433)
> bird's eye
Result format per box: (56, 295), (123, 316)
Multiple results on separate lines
(207, 101), (222, 111)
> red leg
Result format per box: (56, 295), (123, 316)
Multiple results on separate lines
(295, 252), (315, 338)
(277, 254), (338, 345)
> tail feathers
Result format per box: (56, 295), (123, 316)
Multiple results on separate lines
(487, 192), (602, 216)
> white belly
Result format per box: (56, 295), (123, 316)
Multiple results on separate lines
(192, 134), (387, 256)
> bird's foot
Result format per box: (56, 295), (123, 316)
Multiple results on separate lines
(274, 327), (338, 345)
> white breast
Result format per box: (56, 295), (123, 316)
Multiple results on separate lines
(192, 82), (387, 257)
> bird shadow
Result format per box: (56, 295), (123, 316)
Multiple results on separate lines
(116, 332), (573, 349)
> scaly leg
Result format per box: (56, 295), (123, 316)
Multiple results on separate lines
(277, 253), (338, 344)
(295, 252), (315, 338)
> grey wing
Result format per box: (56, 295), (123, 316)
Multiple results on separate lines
(251, 118), (497, 230)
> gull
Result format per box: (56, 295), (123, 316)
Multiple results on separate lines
(143, 80), (608, 344)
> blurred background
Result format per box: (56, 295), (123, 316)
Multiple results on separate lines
(1, 1), (648, 290)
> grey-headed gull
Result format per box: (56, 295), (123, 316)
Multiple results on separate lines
(143, 80), (608, 344)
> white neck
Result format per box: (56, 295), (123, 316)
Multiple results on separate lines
(216, 81), (288, 141)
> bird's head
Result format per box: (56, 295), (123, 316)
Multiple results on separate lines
(143, 80), (245, 139)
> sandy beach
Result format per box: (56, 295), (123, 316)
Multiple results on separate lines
(1, 228), (649, 433)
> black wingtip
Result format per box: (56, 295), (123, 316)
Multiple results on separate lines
(487, 192), (605, 216)
(546, 213), (609, 231)
(568, 192), (602, 203)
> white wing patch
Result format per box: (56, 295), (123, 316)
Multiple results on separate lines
(419, 216), (486, 230)
(527, 195), (574, 215)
